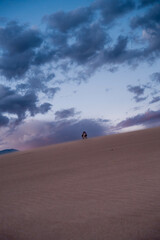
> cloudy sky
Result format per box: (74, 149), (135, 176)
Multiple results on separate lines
(0, 0), (160, 150)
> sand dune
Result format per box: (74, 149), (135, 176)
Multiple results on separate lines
(0, 127), (160, 240)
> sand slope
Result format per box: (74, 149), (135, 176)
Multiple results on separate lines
(0, 127), (160, 240)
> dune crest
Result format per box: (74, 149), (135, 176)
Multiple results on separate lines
(0, 127), (160, 240)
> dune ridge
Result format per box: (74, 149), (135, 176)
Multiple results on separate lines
(0, 127), (160, 240)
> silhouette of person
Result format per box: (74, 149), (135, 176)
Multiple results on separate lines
(82, 131), (87, 139)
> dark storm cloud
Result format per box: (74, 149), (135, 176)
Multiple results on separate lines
(55, 108), (79, 120)
(42, 1), (143, 70)
(50, 118), (107, 143)
(43, 7), (93, 32)
(116, 109), (160, 128)
(138, 0), (158, 8)
(0, 50), (34, 79)
(0, 21), (43, 79)
(0, 1), (159, 83)
(15, 118), (108, 149)
(64, 23), (109, 64)
(0, 84), (52, 123)
(0, 114), (9, 127)
(0, 21), (42, 53)
(50, 31), (67, 48)
(129, 3), (160, 64)
(33, 48), (55, 66)
(103, 36), (128, 62)
(98, 34), (159, 68)
(97, 35), (140, 67)
(0, 90), (37, 121)
(131, 3), (160, 30)
(44, 22), (108, 66)
(0, 83), (14, 98)
(92, 0), (135, 24)
(41, 1), (144, 71)
(0, 0), (159, 84)
(60, 8), (159, 71)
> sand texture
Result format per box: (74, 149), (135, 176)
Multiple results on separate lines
(0, 127), (160, 240)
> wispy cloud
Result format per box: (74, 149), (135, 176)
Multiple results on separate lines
(55, 108), (80, 120)
(149, 96), (160, 104)
(127, 85), (148, 102)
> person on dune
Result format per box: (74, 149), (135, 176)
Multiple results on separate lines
(82, 131), (87, 139)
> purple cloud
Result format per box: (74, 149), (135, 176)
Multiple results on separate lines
(2, 118), (109, 150)
(116, 109), (160, 129)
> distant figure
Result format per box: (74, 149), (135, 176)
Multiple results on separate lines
(82, 131), (87, 139)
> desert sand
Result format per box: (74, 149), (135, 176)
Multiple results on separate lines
(0, 127), (160, 240)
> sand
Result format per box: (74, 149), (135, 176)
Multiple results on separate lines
(0, 127), (160, 240)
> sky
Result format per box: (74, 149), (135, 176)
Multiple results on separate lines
(0, 0), (160, 150)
